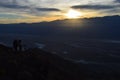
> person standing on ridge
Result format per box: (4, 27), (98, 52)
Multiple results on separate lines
(18, 40), (22, 51)
(13, 39), (22, 52)
(13, 40), (18, 51)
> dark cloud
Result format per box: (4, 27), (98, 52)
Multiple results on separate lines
(36, 8), (61, 12)
(115, 0), (120, 3)
(0, 0), (29, 9)
(71, 5), (117, 10)
(0, 1), (60, 12)
(0, 4), (28, 9)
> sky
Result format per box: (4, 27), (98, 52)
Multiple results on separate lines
(0, 0), (120, 23)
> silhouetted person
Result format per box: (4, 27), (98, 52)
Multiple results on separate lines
(18, 40), (22, 51)
(13, 39), (22, 52)
(13, 40), (18, 51)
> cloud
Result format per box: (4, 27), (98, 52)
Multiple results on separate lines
(0, 0), (29, 9)
(36, 8), (61, 12)
(0, 0), (60, 12)
(115, 0), (120, 2)
(0, 0), (119, 23)
(0, 2), (60, 12)
(71, 5), (117, 10)
(0, 3), (28, 9)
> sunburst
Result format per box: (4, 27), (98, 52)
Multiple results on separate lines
(65, 9), (82, 19)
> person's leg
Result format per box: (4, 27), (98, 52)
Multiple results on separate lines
(19, 45), (22, 51)
(13, 45), (17, 52)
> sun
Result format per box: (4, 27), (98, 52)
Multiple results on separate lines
(65, 9), (82, 19)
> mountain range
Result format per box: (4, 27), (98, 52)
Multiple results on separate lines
(0, 15), (120, 41)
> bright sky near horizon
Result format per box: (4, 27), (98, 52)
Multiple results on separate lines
(0, 0), (120, 23)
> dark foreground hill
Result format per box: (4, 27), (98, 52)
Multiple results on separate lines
(0, 44), (120, 80)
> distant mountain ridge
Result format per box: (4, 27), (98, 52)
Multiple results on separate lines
(0, 15), (120, 40)
(1, 15), (119, 25)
